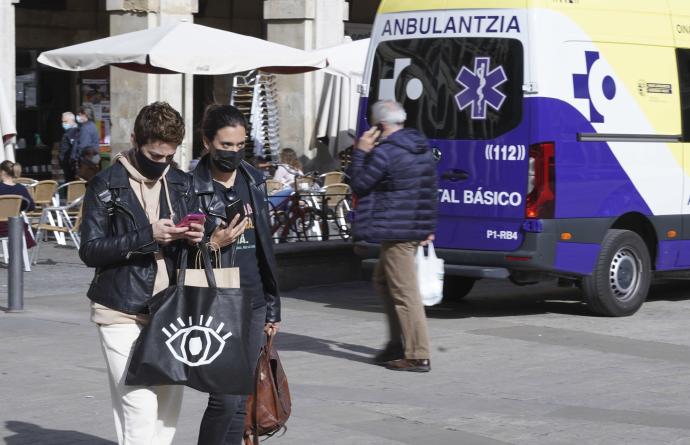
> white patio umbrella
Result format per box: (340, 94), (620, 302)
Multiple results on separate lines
(38, 21), (327, 75)
(312, 38), (370, 155)
(0, 75), (17, 163)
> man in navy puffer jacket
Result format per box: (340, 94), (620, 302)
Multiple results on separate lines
(349, 100), (437, 372)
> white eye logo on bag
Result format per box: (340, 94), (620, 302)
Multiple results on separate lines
(162, 315), (232, 367)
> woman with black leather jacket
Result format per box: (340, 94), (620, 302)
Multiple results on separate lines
(190, 104), (281, 445)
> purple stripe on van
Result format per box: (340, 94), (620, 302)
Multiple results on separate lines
(554, 242), (600, 275)
(528, 98), (653, 219)
(656, 240), (690, 270)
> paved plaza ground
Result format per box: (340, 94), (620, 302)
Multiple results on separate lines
(4, 244), (690, 444)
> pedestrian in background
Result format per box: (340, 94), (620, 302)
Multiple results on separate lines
(73, 105), (100, 172)
(349, 100), (437, 372)
(190, 104), (281, 445)
(77, 146), (101, 181)
(79, 102), (204, 445)
(59, 111), (79, 181)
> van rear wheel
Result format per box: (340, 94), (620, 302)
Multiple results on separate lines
(442, 276), (476, 302)
(582, 229), (651, 316)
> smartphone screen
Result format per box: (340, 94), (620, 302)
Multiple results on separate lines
(225, 199), (245, 223)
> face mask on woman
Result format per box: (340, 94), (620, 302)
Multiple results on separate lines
(76, 115), (85, 124)
(62, 123), (74, 131)
(212, 149), (245, 173)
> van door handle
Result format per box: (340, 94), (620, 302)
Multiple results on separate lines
(441, 169), (469, 182)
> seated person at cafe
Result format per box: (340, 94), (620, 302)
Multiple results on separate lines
(269, 148), (303, 209)
(0, 160), (36, 247)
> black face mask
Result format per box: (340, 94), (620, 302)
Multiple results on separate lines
(135, 149), (169, 180)
(212, 149), (244, 173)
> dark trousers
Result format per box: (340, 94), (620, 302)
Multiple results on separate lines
(60, 159), (75, 182)
(198, 304), (266, 445)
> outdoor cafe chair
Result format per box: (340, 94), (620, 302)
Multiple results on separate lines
(320, 171), (344, 187)
(26, 180), (58, 218)
(322, 183), (352, 240)
(15, 177), (38, 186)
(294, 175), (316, 193)
(53, 180), (87, 207)
(0, 195), (31, 272)
(31, 195), (84, 265)
(265, 179), (284, 195)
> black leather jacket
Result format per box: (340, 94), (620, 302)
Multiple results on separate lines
(79, 162), (192, 314)
(190, 156), (281, 323)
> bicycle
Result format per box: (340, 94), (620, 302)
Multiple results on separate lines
(267, 189), (322, 242)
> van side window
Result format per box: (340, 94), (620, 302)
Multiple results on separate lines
(368, 38), (524, 140)
(677, 49), (690, 142)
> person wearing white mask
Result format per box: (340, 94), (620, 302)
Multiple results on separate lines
(73, 106), (100, 174)
(59, 112), (79, 181)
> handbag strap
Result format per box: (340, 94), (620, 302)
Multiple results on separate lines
(177, 243), (217, 288)
(196, 242), (222, 269)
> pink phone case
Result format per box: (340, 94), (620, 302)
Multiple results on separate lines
(176, 213), (206, 227)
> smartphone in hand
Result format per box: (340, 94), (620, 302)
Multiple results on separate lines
(225, 199), (245, 223)
(176, 213), (206, 228)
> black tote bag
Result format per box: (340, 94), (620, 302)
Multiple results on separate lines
(126, 243), (253, 395)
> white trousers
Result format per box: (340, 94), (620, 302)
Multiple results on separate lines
(98, 324), (184, 445)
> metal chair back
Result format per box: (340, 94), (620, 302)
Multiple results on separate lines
(32, 180), (59, 207)
(66, 180), (87, 203)
(265, 179), (283, 195)
(0, 195), (23, 222)
(323, 183), (351, 210)
(321, 171), (344, 187)
(294, 176), (315, 192)
(15, 177), (37, 186)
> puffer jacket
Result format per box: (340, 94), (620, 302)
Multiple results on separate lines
(189, 155), (281, 323)
(349, 128), (437, 242)
(79, 162), (192, 314)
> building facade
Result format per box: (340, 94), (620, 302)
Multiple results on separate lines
(0, 0), (377, 175)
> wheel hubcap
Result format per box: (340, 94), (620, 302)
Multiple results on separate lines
(609, 248), (641, 302)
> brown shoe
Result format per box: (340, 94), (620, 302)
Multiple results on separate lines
(373, 342), (404, 366)
(385, 358), (430, 372)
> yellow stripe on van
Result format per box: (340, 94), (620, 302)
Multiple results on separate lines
(378, 0), (528, 14)
(379, 0), (672, 15)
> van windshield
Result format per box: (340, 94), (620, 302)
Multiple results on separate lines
(368, 37), (524, 140)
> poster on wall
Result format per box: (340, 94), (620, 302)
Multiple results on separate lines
(81, 79), (110, 146)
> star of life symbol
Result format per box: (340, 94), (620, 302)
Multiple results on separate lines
(455, 57), (508, 120)
(162, 314), (232, 367)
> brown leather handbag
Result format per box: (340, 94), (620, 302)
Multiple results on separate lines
(244, 334), (291, 445)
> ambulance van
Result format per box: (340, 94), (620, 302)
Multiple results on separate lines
(356, 0), (690, 316)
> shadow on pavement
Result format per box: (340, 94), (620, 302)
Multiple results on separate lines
(4, 421), (116, 445)
(276, 332), (379, 364)
(283, 278), (690, 320)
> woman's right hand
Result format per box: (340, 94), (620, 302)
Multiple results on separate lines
(152, 219), (189, 246)
(210, 214), (248, 248)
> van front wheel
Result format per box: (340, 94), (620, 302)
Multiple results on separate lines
(582, 229), (651, 317)
(442, 276), (476, 302)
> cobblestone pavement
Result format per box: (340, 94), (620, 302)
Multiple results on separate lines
(4, 244), (690, 444)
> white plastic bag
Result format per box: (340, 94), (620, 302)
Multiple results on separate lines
(416, 242), (445, 306)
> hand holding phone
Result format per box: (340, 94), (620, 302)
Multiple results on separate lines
(356, 125), (381, 153)
(225, 199), (245, 223)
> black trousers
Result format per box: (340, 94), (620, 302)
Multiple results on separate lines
(198, 304), (266, 445)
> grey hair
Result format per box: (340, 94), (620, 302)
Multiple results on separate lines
(371, 100), (407, 125)
(62, 111), (75, 122)
(78, 105), (94, 120)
